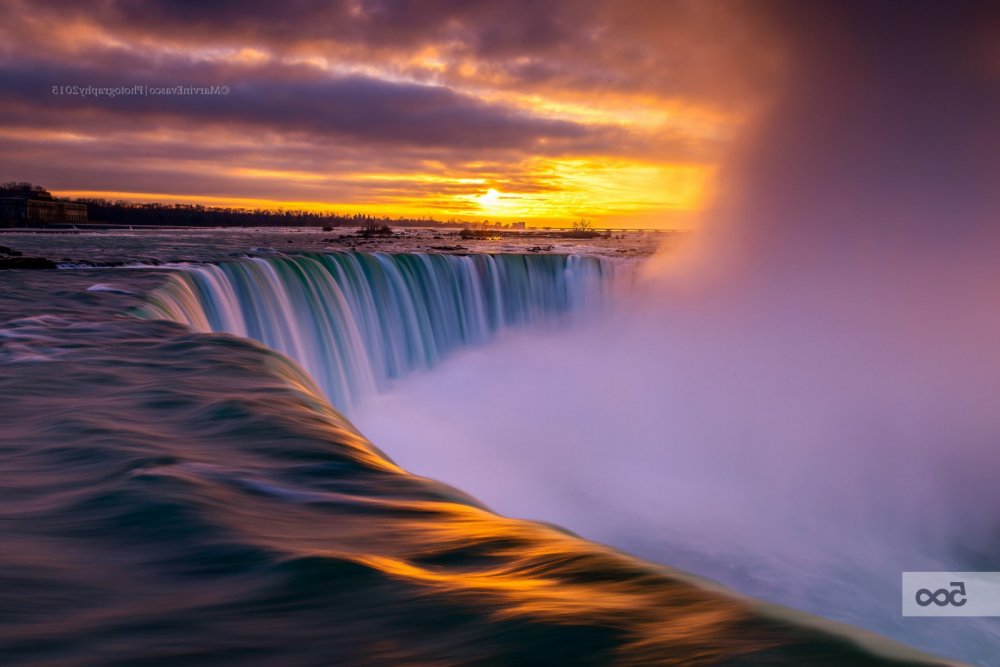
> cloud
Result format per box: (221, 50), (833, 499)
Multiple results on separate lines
(6, 0), (774, 103)
(1, 58), (621, 151)
(0, 0), (774, 224)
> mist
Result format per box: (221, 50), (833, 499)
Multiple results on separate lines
(353, 3), (1000, 663)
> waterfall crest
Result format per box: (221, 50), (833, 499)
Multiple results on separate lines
(139, 252), (626, 411)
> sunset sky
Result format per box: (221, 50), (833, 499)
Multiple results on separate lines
(0, 0), (784, 228)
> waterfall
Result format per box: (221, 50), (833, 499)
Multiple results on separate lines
(139, 252), (628, 412)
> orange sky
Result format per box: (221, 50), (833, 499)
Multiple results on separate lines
(0, 1), (779, 227)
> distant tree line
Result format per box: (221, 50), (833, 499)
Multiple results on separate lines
(0, 182), (463, 228)
(1, 182), (546, 230)
(74, 199), (455, 228)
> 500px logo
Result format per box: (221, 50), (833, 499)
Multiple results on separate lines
(915, 581), (967, 607)
(903, 572), (1000, 616)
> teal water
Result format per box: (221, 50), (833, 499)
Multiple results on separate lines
(139, 252), (626, 412)
(0, 252), (959, 665)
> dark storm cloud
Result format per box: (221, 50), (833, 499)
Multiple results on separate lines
(3, 0), (772, 104)
(67, 0), (599, 57)
(0, 56), (618, 153)
(0, 0), (761, 152)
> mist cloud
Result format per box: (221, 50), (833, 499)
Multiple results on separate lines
(354, 3), (1000, 663)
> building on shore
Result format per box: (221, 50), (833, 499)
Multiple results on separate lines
(0, 184), (88, 226)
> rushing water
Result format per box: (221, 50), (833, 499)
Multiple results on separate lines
(128, 249), (994, 665)
(139, 252), (625, 412)
(0, 256), (944, 666)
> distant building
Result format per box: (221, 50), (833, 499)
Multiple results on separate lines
(0, 183), (88, 226)
(510, 221), (526, 229)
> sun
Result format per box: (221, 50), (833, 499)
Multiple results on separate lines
(476, 188), (502, 209)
